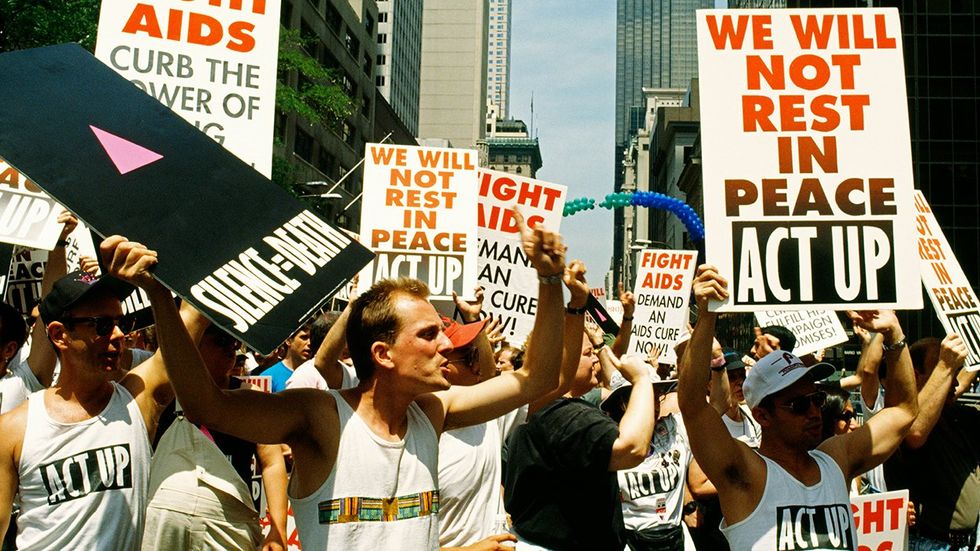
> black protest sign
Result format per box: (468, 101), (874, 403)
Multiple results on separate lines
(586, 294), (621, 336)
(0, 45), (373, 354)
(0, 244), (12, 298)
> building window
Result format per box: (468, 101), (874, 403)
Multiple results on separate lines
(363, 53), (372, 75)
(294, 129), (314, 163)
(376, 75), (386, 86)
(377, 33), (387, 44)
(377, 54), (386, 65)
(378, 12), (388, 23)
(346, 31), (360, 57)
(516, 166), (522, 174)
(364, 13), (375, 35)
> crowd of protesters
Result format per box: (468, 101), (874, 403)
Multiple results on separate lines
(0, 212), (977, 551)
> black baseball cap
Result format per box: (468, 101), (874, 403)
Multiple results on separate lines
(723, 349), (746, 371)
(39, 270), (135, 325)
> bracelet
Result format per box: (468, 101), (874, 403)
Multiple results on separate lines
(566, 304), (587, 315)
(882, 338), (907, 352)
(538, 273), (562, 285)
(622, 316), (633, 321)
(709, 355), (726, 371)
(55, 239), (69, 248)
(592, 341), (606, 351)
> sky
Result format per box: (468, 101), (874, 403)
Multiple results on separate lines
(508, 1), (617, 289)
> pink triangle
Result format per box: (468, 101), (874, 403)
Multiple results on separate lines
(89, 125), (163, 175)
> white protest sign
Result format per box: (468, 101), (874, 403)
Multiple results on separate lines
(0, 158), (65, 250)
(590, 287), (607, 307)
(5, 221), (98, 316)
(697, 9), (920, 312)
(914, 191), (980, 371)
(630, 250), (697, 364)
(850, 490), (908, 551)
(95, 0), (280, 177)
(476, 169), (566, 343)
(359, 144), (479, 302)
(755, 310), (848, 357)
(606, 300), (625, 326)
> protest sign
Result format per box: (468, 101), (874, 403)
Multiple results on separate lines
(0, 45), (373, 354)
(755, 310), (848, 357)
(914, 191), (980, 371)
(475, 169), (566, 342)
(630, 250), (697, 364)
(590, 287), (607, 307)
(586, 295), (622, 337)
(606, 300), (625, 326)
(0, 158), (66, 250)
(697, 9), (921, 311)
(359, 143), (479, 303)
(850, 490), (908, 551)
(0, 244), (12, 298)
(5, 222), (98, 317)
(95, 0), (280, 176)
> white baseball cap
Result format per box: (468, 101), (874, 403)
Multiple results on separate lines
(742, 350), (835, 410)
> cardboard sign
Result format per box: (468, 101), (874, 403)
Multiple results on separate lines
(5, 222), (98, 317)
(697, 9), (921, 311)
(240, 375), (272, 394)
(850, 490), (908, 551)
(0, 158), (65, 250)
(586, 295), (621, 337)
(914, 192), (980, 371)
(94, 0), (280, 177)
(755, 310), (848, 357)
(475, 169), (566, 343)
(605, 300), (625, 326)
(358, 143), (479, 302)
(630, 250), (698, 364)
(0, 45), (373, 354)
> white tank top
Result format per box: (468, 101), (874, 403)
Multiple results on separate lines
(0, 355), (43, 414)
(15, 383), (151, 551)
(290, 390), (440, 550)
(438, 420), (501, 546)
(720, 450), (858, 551)
(619, 413), (692, 531)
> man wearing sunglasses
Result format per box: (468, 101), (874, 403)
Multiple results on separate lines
(678, 265), (918, 551)
(0, 237), (177, 550)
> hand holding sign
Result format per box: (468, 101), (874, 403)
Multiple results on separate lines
(563, 260), (589, 309)
(516, 207), (565, 278)
(939, 334), (968, 370)
(693, 265), (729, 312)
(846, 310), (902, 341)
(100, 236), (161, 292)
(56, 210), (78, 241)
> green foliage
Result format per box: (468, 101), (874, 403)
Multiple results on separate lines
(276, 28), (353, 129)
(0, 0), (100, 52)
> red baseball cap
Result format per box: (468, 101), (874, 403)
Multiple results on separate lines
(441, 316), (489, 349)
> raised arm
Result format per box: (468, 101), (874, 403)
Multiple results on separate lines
(528, 260), (589, 415)
(677, 266), (761, 499)
(313, 303), (351, 389)
(104, 236), (319, 448)
(27, 211), (77, 387)
(611, 282), (635, 357)
(854, 326), (884, 407)
(586, 319), (618, 389)
(823, 310), (917, 479)
(904, 334), (965, 449)
(707, 337), (730, 414)
(608, 355), (654, 470)
(0, 408), (24, 543)
(440, 212), (565, 430)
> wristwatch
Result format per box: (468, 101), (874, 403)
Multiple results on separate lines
(882, 338), (907, 352)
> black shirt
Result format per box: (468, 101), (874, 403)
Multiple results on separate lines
(503, 397), (623, 550)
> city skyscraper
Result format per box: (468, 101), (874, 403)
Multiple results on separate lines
(486, 0), (512, 118)
(374, 0), (423, 136)
(417, 0), (489, 149)
(612, 0), (713, 287)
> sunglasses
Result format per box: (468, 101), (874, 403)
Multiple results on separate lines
(774, 391), (827, 415)
(838, 410), (856, 423)
(62, 315), (136, 337)
(208, 330), (242, 350)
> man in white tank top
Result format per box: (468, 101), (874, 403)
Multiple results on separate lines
(0, 237), (179, 550)
(677, 265), (919, 551)
(159, 215), (568, 550)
